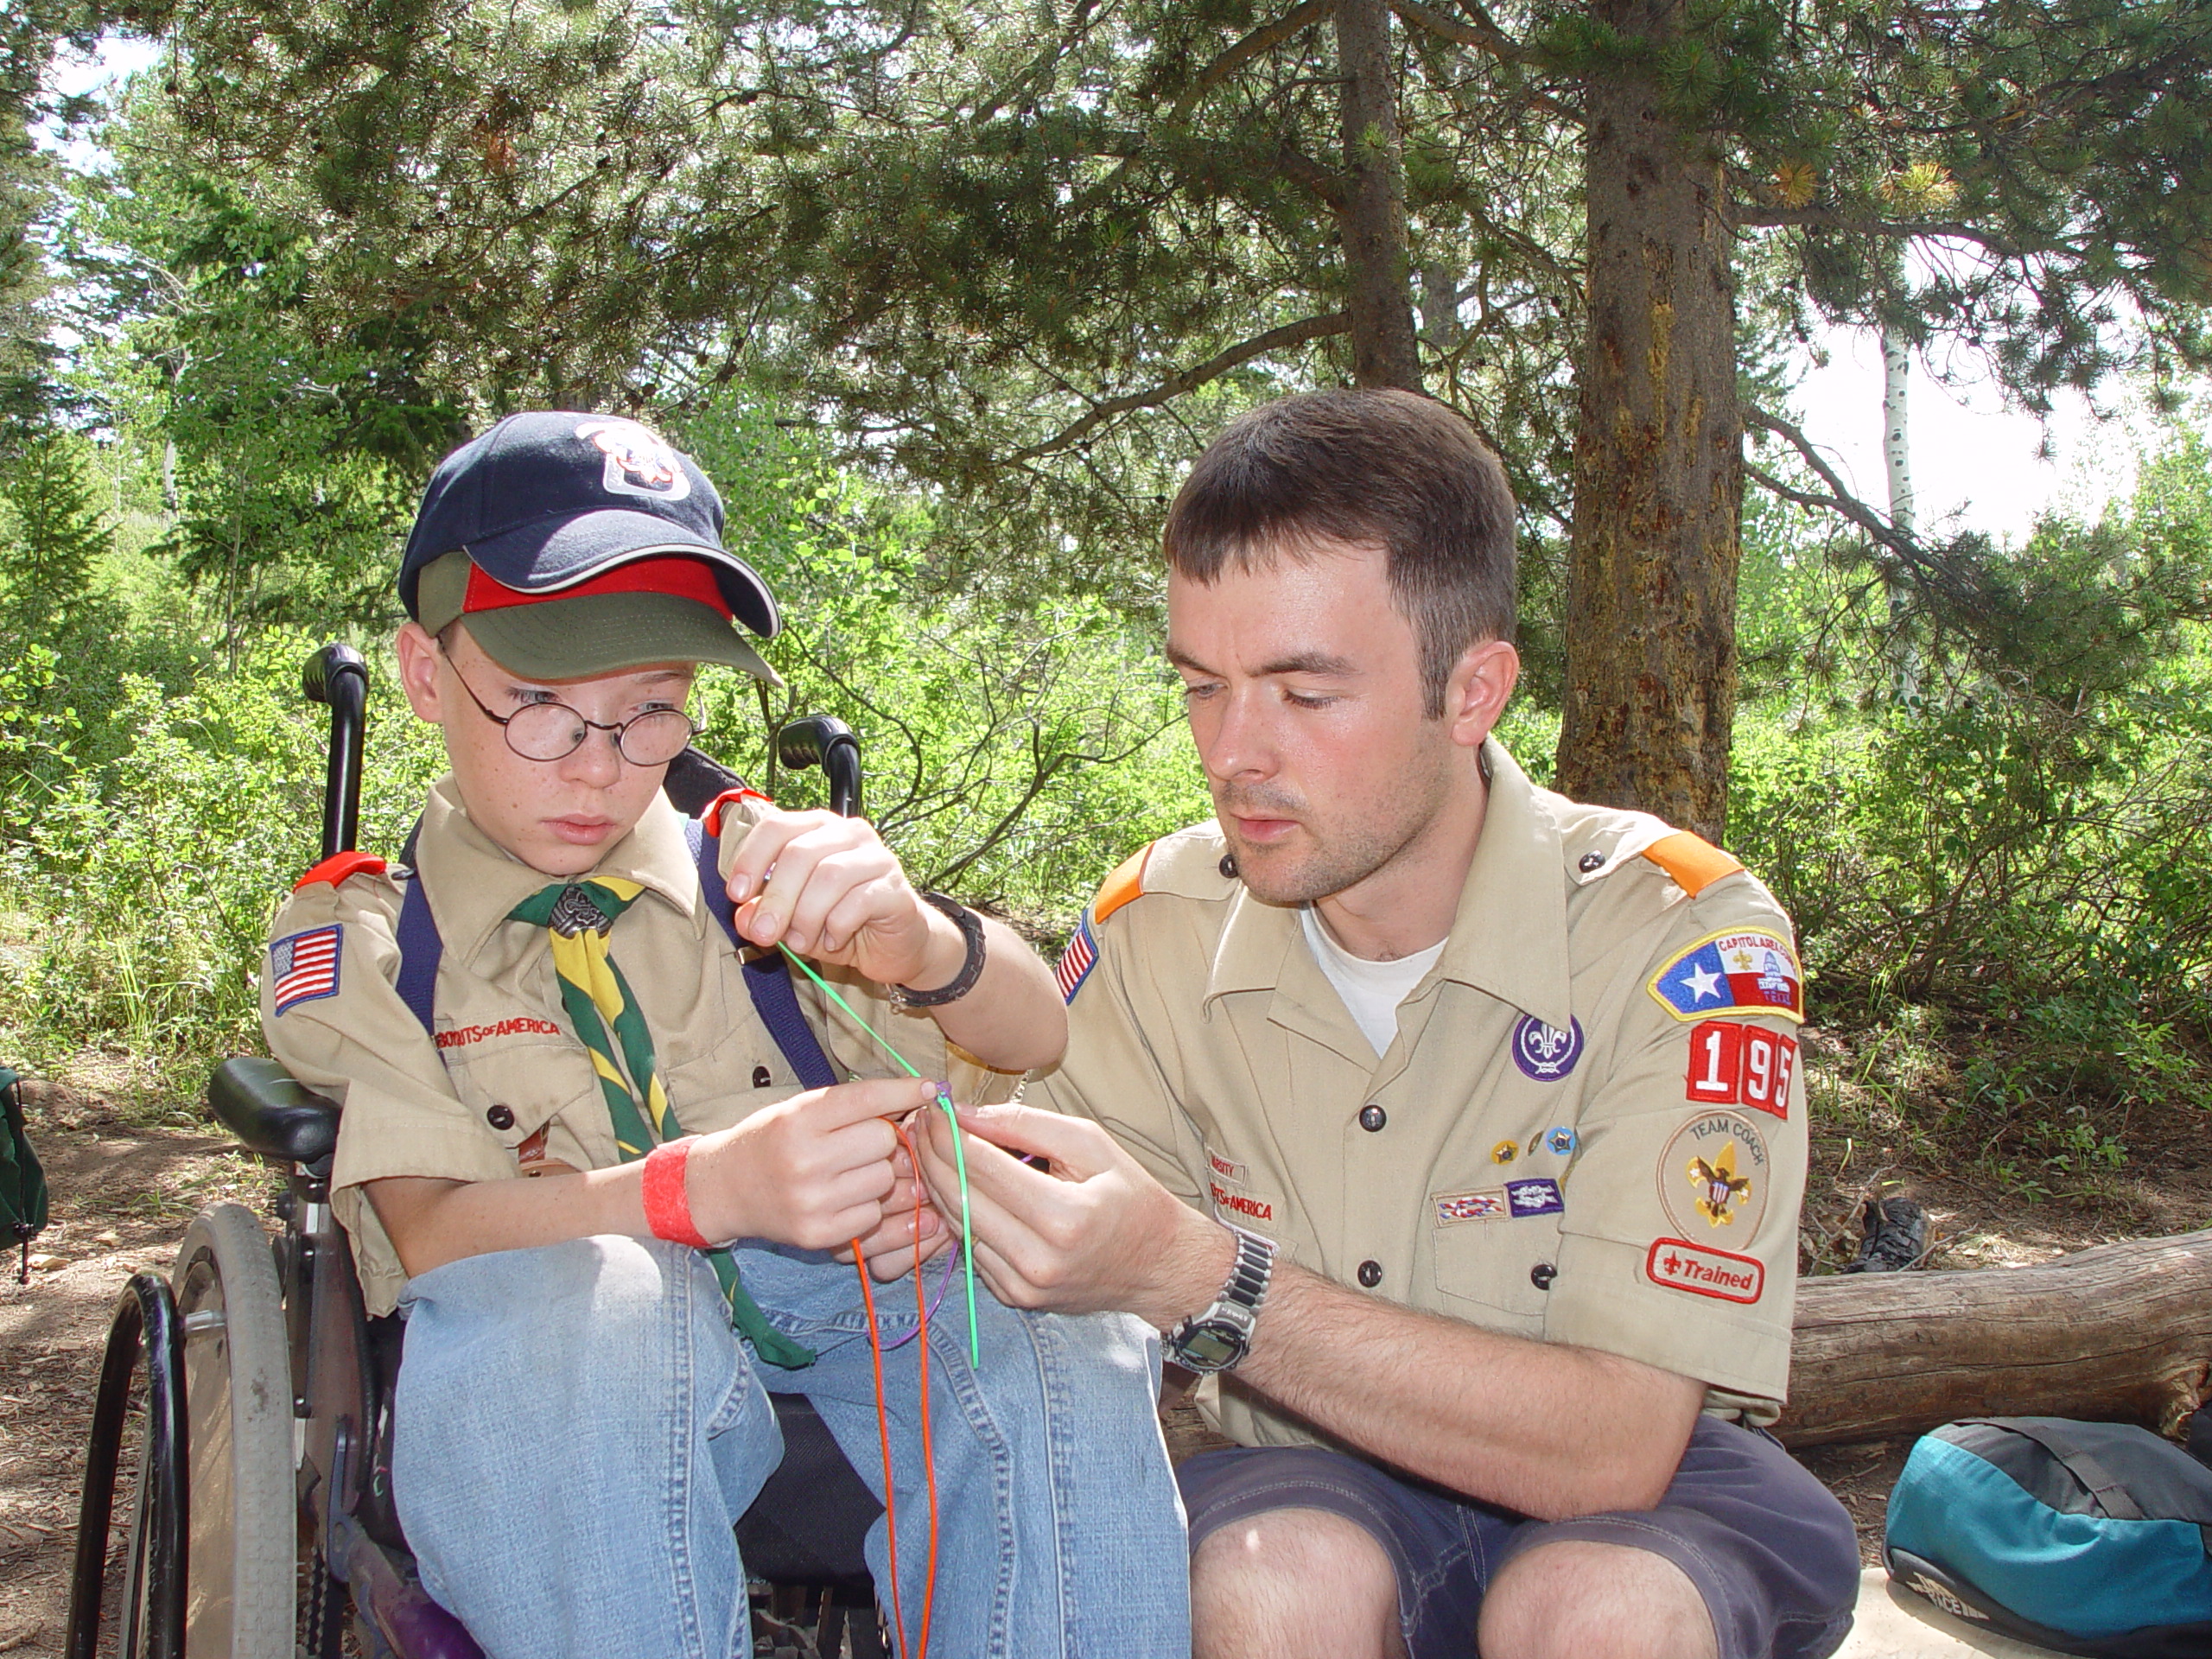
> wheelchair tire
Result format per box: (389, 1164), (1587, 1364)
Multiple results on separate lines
(171, 1203), (296, 1658)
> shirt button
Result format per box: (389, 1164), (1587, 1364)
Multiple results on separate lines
(1357, 1260), (1382, 1288)
(1530, 1262), (1557, 1290)
(1579, 851), (1605, 873)
(753, 1065), (772, 1089)
(1219, 853), (1240, 880)
(486, 1104), (515, 1131)
(1358, 1104), (1387, 1133)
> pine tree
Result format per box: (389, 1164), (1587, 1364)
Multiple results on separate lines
(2, 429), (109, 622)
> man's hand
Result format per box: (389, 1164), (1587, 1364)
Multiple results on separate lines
(723, 808), (965, 993)
(689, 1076), (935, 1251)
(914, 1101), (1232, 1328)
(835, 1113), (957, 1281)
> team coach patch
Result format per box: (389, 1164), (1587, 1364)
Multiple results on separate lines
(1647, 929), (1803, 1023)
(270, 924), (342, 1015)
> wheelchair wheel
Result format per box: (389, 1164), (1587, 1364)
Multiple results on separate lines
(171, 1203), (296, 1656)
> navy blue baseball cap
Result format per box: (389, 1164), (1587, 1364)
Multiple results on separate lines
(399, 412), (782, 680)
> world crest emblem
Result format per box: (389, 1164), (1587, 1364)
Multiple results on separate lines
(1511, 1014), (1585, 1082)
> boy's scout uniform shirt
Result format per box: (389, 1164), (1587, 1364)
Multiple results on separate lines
(1033, 739), (1808, 1449)
(262, 779), (1017, 1316)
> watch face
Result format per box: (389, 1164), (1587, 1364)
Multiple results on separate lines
(1175, 1319), (1246, 1371)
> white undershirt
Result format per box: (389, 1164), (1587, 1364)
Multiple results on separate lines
(1299, 905), (1446, 1058)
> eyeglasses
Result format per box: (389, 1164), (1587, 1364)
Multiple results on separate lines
(445, 658), (702, 766)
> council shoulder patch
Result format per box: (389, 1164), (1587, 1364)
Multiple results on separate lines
(270, 924), (342, 1015)
(1648, 928), (1803, 1023)
(1055, 912), (1100, 1003)
(1646, 1237), (1764, 1303)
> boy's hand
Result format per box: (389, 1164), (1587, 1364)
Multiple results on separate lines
(724, 809), (965, 992)
(688, 1076), (938, 1251)
(836, 1116), (956, 1281)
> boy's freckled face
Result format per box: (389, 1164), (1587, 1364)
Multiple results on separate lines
(397, 621), (695, 877)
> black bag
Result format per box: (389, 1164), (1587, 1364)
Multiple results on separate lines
(1, 1067), (50, 1281)
(1885, 1411), (2212, 1658)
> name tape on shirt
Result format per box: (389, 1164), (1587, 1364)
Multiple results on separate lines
(1646, 1237), (1764, 1303)
(1648, 929), (1803, 1023)
(1055, 912), (1099, 1003)
(270, 925), (342, 1015)
(435, 1016), (563, 1050)
(1684, 1020), (1796, 1118)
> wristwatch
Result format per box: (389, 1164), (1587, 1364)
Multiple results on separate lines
(1163, 1224), (1277, 1373)
(890, 892), (986, 1008)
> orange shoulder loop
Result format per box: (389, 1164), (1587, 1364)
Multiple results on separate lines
(1091, 843), (1154, 925)
(293, 850), (388, 892)
(1639, 832), (1743, 898)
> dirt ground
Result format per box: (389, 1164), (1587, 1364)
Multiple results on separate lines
(6, 1052), (2211, 1654)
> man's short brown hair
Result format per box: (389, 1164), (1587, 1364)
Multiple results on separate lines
(1163, 390), (1516, 716)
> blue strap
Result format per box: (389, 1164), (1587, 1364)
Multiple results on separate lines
(393, 851), (442, 1037)
(686, 816), (841, 1091)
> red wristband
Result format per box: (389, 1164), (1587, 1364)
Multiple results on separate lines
(642, 1137), (712, 1249)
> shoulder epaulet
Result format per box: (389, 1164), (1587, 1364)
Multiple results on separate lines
(701, 786), (775, 837)
(293, 850), (388, 892)
(1639, 832), (1743, 898)
(1091, 843), (1153, 925)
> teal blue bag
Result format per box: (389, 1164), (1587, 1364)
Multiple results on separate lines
(1885, 1414), (2212, 1658)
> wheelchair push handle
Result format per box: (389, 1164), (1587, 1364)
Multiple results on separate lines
(778, 714), (862, 818)
(303, 643), (370, 859)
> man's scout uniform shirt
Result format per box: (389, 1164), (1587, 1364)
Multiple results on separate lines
(1034, 740), (1808, 1449)
(261, 779), (1014, 1315)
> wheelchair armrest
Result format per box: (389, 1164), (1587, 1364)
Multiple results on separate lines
(208, 1056), (341, 1165)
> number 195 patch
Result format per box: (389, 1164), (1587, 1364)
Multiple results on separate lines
(1685, 1021), (1796, 1119)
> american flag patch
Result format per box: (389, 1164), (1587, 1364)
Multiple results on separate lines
(1055, 913), (1099, 1004)
(270, 925), (342, 1015)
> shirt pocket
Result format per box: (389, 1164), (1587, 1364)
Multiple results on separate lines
(439, 1039), (602, 1150)
(1430, 1217), (1556, 1334)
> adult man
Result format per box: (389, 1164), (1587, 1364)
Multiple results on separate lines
(918, 390), (1859, 1659)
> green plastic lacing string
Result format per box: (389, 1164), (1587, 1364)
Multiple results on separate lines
(775, 943), (982, 1368)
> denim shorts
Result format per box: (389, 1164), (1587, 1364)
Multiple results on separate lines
(1179, 1416), (1859, 1659)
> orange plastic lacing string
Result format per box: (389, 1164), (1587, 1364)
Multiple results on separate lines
(849, 1119), (942, 1659)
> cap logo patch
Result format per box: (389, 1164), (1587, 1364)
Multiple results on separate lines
(1658, 1111), (1772, 1241)
(575, 419), (691, 502)
(1434, 1188), (1510, 1225)
(1648, 928), (1803, 1023)
(1512, 1014), (1584, 1081)
(1645, 1237), (1764, 1302)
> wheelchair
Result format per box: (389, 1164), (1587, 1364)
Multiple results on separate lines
(67, 643), (893, 1659)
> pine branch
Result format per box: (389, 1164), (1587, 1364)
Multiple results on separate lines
(1011, 311), (1352, 461)
(1389, 0), (1538, 63)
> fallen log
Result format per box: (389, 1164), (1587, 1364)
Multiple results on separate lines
(1775, 1229), (2212, 1448)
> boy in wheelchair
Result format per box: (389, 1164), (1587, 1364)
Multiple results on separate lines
(258, 413), (1188, 1658)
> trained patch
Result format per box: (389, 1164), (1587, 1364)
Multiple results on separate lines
(1511, 1014), (1585, 1082)
(1647, 929), (1803, 1024)
(1504, 1177), (1565, 1217)
(1491, 1139), (1518, 1166)
(1434, 1188), (1510, 1225)
(1685, 1020), (1796, 1118)
(270, 925), (342, 1015)
(1645, 1237), (1764, 1303)
(1658, 1111), (1772, 1240)
(1054, 912), (1099, 1003)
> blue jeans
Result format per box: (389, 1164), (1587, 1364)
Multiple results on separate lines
(392, 1236), (1190, 1659)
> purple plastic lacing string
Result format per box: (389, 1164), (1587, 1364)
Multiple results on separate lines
(873, 1243), (964, 1352)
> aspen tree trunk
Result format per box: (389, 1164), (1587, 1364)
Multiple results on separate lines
(1555, 0), (1742, 844)
(1334, 0), (1423, 392)
(1881, 332), (1922, 706)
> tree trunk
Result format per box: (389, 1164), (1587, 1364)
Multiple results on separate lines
(1775, 1231), (2212, 1449)
(1555, 1), (1742, 844)
(1334, 0), (1422, 391)
(1881, 331), (1922, 705)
